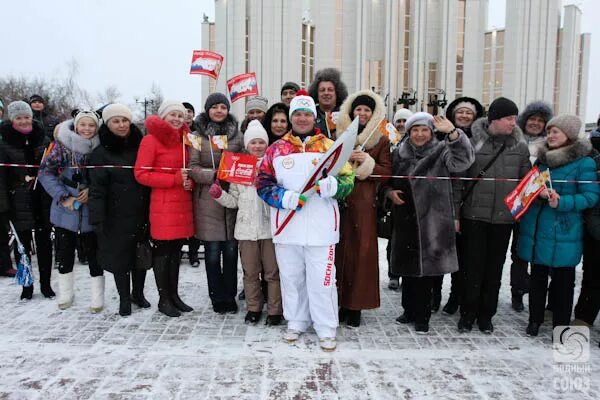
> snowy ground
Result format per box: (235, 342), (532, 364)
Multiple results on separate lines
(0, 239), (598, 400)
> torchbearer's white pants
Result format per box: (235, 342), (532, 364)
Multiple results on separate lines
(275, 244), (338, 338)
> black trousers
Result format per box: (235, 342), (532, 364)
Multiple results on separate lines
(386, 241), (400, 279)
(529, 264), (575, 327)
(401, 276), (437, 324)
(55, 227), (102, 276)
(574, 234), (600, 325)
(510, 224), (530, 294)
(461, 219), (513, 321)
(204, 240), (238, 304)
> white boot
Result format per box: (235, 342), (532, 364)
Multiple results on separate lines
(57, 272), (74, 310)
(90, 275), (105, 313)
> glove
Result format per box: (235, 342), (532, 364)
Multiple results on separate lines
(316, 176), (338, 198)
(208, 182), (223, 199)
(282, 190), (307, 211)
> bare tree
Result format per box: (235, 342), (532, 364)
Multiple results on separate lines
(97, 85), (121, 105)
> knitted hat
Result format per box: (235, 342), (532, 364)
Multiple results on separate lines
(281, 82), (300, 94)
(488, 97), (519, 122)
(182, 102), (195, 113)
(351, 95), (376, 113)
(289, 90), (317, 118)
(243, 120), (269, 148)
(74, 110), (100, 129)
(546, 114), (582, 141)
(158, 100), (186, 119)
(204, 92), (230, 114)
(7, 101), (33, 121)
(245, 96), (269, 114)
(393, 108), (413, 124)
(102, 103), (132, 123)
(28, 94), (44, 104)
(453, 101), (477, 115)
(405, 112), (434, 133)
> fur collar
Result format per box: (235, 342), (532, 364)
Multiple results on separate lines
(194, 113), (239, 140)
(537, 139), (593, 168)
(56, 120), (100, 155)
(470, 117), (525, 152)
(144, 115), (187, 148)
(336, 90), (385, 150)
(0, 120), (46, 147)
(98, 123), (143, 153)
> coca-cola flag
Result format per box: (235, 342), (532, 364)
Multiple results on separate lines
(227, 73), (259, 103)
(190, 50), (224, 80)
(217, 151), (258, 186)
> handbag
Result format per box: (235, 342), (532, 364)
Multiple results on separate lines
(135, 239), (153, 270)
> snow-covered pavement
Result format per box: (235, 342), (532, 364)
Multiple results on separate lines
(0, 239), (598, 399)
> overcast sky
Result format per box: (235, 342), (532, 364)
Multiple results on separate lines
(1, 0), (598, 122)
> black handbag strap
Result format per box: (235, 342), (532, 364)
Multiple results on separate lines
(461, 142), (507, 203)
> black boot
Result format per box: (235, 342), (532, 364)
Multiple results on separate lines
(153, 256), (180, 317)
(131, 270), (151, 308)
(20, 285), (33, 300)
(245, 311), (261, 324)
(431, 288), (442, 313)
(169, 256), (193, 312)
(511, 290), (525, 312)
(458, 315), (474, 333)
(39, 264), (55, 299)
(114, 273), (132, 316)
(338, 307), (348, 323)
(346, 310), (361, 328)
(442, 292), (459, 315)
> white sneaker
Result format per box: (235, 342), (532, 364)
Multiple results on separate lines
(283, 329), (301, 343)
(319, 337), (337, 352)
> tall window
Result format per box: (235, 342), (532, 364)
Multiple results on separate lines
(403, 0), (411, 89)
(427, 62), (438, 114)
(335, 0), (343, 69)
(366, 61), (383, 94)
(482, 32), (493, 107)
(553, 30), (562, 113)
(456, 0), (466, 96)
(494, 30), (504, 98)
(301, 24), (315, 88)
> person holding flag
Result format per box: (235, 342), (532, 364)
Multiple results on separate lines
(135, 100), (195, 317)
(256, 90), (355, 351)
(517, 115), (600, 336)
(188, 93), (244, 314)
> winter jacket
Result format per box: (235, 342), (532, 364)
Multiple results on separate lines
(257, 130), (355, 246)
(385, 131), (475, 277)
(334, 90), (392, 310)
(315, 107), (340, 140)
(32, 110), (60, 142)
(583, 146), (600, 240)
(188, 113), (244, 241)
(38, 120), (99, 233)
(89, 124), (150, 274)
(0, 120), (51, 230)
(458, 117), (531, 224)
(213, 160), (272, 241)
(518, 101), (554, 164)
(518, 140), (600, 267)
(134, 116), (194, 241)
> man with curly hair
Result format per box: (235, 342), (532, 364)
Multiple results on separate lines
(308, 68), (348, 139)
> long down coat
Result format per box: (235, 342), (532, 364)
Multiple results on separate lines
(387, 132), (475, 277)
(89, 124), (150, 274)
(188, 113), (243, 242)
(134, 116), (194, 241)
(334, 90), (392, 310)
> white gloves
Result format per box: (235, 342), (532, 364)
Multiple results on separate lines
(316, 176), (338, 198)
(282, 190), (307, 210)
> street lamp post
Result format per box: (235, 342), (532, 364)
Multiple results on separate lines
(396, 89), (418, 112)
(427, 89), (448, 116)
(135, 97), (154, 121)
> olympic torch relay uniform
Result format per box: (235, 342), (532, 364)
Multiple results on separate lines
(256, 131), (354, 339)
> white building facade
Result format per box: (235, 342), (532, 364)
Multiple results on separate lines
(201, 0), (589, 121)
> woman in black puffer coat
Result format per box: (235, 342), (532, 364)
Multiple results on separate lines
(88, 104), (151, 316)
(0, 101), (53, 300)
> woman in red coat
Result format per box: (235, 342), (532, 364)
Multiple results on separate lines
(134, 100), (194, 317)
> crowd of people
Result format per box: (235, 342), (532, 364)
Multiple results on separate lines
(0, 66), (599, 352)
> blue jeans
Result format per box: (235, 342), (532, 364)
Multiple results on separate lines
(204, 240), (238, 304)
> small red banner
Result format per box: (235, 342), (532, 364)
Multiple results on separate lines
(190, 50), (224, 79)
(217, 152), (258, 186)
(226, 72), (259, 103)
(504, 166), (550, 221)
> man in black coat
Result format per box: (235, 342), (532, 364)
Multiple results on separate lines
(29, 94), (60, 141)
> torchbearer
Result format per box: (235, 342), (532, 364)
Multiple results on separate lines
(256, 90), (355, 352)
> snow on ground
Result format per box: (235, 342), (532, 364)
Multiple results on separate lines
(0, 239), (598, 399)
